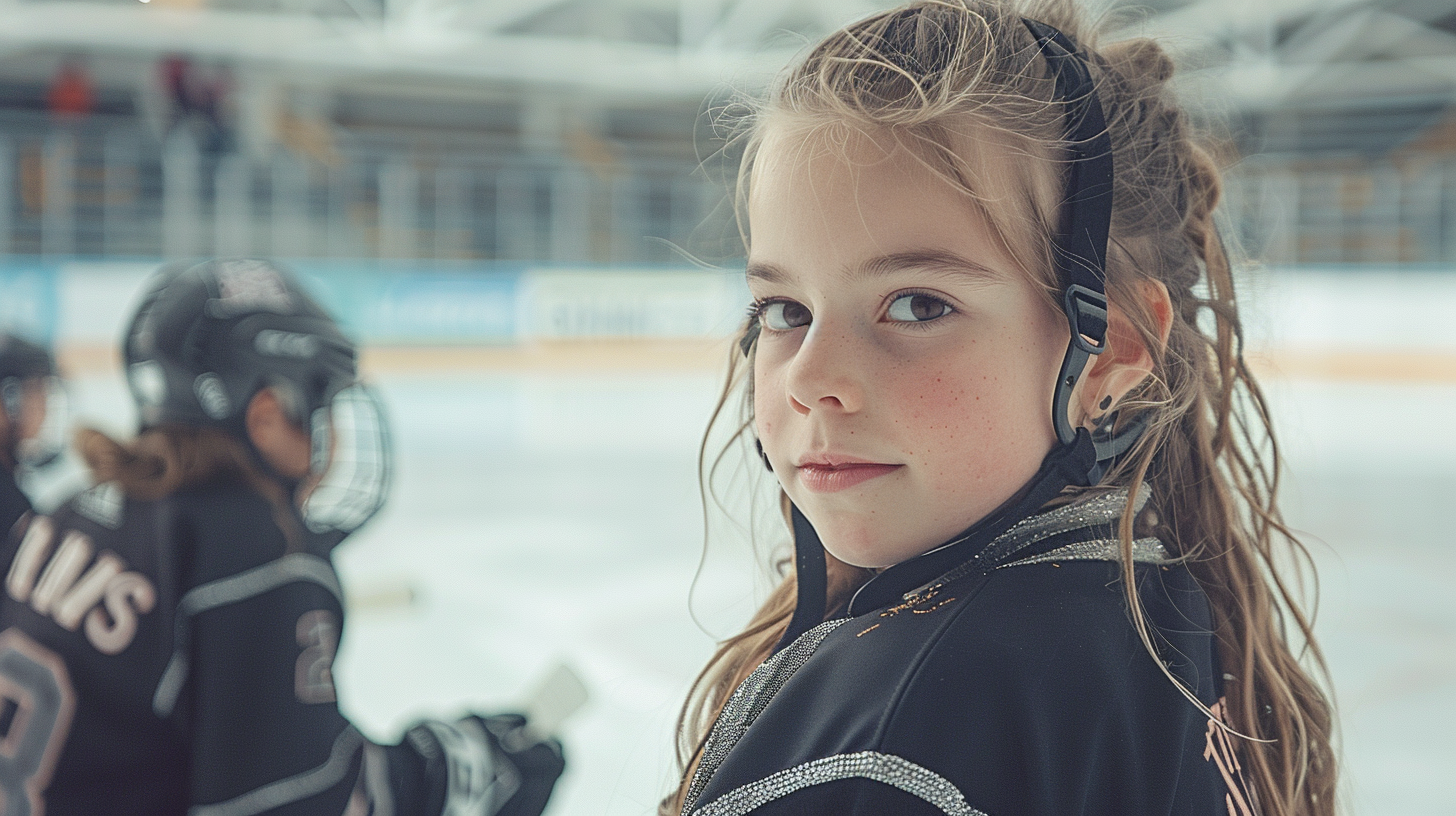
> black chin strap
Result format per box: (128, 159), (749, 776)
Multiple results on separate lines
(1023, 17), (1115, 447)
(777, 505), (828, 650)
(767, 19), (1144, 652)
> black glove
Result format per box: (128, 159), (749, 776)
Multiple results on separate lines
(472, 714), (566, 816)
(407, 713), (565, 816)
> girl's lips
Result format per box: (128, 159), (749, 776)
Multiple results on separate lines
(797, 462), (902, 493)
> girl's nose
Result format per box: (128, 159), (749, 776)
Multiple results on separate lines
(784, 324), (863, 415)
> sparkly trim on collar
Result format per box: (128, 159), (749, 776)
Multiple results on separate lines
(998, 536), (1169, 569)
(908, 487), (1152, 597)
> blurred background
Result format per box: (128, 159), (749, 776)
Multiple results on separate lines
(1, 0), (1454, 813)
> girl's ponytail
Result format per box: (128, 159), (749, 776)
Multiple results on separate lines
(1095, 26), (1337, 815)
(77, 424), (307, 552)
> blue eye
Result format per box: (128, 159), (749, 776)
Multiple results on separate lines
(758, 300), (812, 331)
(886, 293), (952, 323)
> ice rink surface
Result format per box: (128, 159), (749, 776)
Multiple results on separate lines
(46, 363), (1456, 816)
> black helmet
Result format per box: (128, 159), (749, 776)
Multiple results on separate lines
(124, 259), (390, 535)
(123, 258), (355, 435)
(0, 334), (55, 383)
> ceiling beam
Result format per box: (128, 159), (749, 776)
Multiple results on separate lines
(698, 0), (798, 52)
(1116, 0), (1370, 44)
(3, 0), (1455, 112)
(0, 0), (795, 100)
(446, 0), (574, 37)
(1184, 53), (1456, 111)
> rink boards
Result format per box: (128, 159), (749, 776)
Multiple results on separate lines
(4, 259), (1456, 385)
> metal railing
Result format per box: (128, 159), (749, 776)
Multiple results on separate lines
(3, 112), (1456, 267)
(1223, 154), (1456, 266)
(0, 112), (729, 265)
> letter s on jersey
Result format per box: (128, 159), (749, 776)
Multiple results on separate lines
(84, 573), (157, 656)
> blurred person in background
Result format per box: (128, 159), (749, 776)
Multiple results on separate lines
(160, 55), (234, 153)
(47, 58), (95, 122)
(0, 259), (564, 816)
(0, 333), (66, 535)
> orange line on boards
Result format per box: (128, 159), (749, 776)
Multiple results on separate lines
(54, 343), (1456, 384)
(359, 340), (733, 373)
(55, 339), (735, 377)
(1246, 350), (1456, 384)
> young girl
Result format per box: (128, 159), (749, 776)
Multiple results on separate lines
(667, 2), (1336, 815)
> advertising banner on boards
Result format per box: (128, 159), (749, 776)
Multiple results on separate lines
(0, 259), (61, 344)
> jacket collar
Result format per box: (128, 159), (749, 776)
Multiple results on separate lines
(846, 487), (1145, 617)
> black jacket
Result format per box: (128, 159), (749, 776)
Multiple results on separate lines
(681, 490), (1253, 816)
(0, 477), (536, 816)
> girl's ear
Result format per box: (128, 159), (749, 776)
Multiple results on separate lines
(246, 387), (313, 479)
(1077, 279), (1173, 424)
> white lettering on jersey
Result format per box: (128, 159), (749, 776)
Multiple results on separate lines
(4, 516), (158, 656)
(30, 532), (92, 616)
(294, 610), (338, 704)
(0, 629), (76, 816)
(87, 574), (157, 656)
(53, 553), (125, 630)
(5, 516), (54, 604)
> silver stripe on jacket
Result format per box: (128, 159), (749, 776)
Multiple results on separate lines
(690, 752), (989, 816)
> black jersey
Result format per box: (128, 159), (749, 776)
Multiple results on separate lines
(680, 490), (1255, 816)
(0, 477), (543, 816)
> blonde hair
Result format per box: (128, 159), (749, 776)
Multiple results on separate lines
(668, 2), (1337, 814)
(77, 424), (305, 551)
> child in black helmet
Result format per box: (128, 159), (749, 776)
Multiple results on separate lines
(666, 2), (1336, 815)
(0, 259), (564, 816)
(0, 333), (66, 535)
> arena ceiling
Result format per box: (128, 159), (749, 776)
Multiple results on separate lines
(0, 0), (1450, 114)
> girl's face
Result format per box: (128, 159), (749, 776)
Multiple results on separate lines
(748, 127), (1069, 568)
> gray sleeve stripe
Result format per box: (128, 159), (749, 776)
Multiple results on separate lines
(179, 553), (343, 616)
(188, 726), (363, 816)
(689, 752), (987, 816)
(153, 553), (343, 716)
